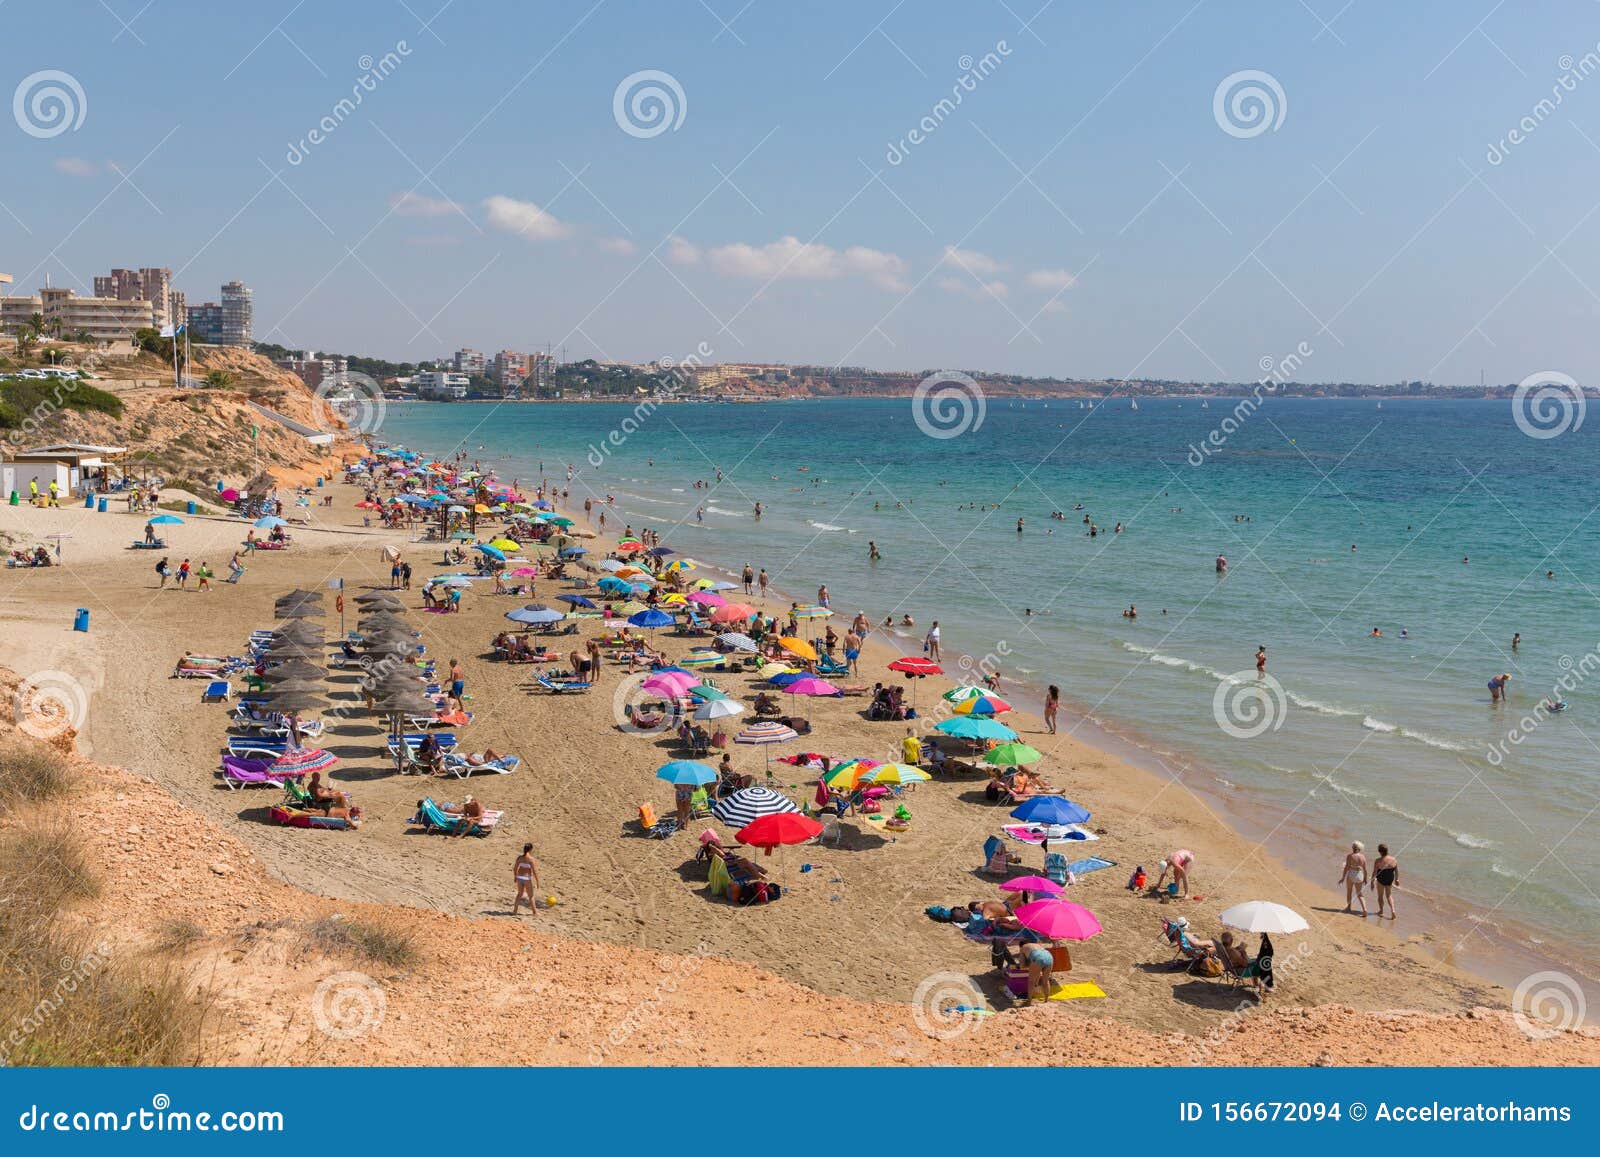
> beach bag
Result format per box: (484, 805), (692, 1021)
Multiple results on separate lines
(1194, 956), (1223, 978)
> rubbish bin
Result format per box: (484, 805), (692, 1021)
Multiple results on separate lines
(84, 494), (95, 508)
(73, 608), (90, 632)
(97, 498), (107, 513)
(316, 476), (324, 487)
(186, 500), (196, 515)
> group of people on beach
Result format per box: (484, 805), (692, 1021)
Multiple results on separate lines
(1338, 842), (1401, 918)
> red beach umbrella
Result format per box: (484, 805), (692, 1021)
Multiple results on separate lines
(888, 656), (943, 676)
(736, 812), (823, 848)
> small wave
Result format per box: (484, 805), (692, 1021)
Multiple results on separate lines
(806, 520), (853, 533)
(705, 505), (745, 517)
(615, 491), (683, 507)
(1362, 715), (1398, 734)
(1403, 729), (1467, 752)
(1285, 691), (1360, 718)
(1456, 832), (1494, 849)
(1491, 862), (1529, 881)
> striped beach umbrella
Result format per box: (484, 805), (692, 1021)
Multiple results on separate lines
(712, 786), (799, 828)
(735, 720), (798, 771)
(716, 632), (758, 652)
(267, 747), (338, 776)
(953, 693), (1012, 716)
(791, 605), (832, 620)
(678, 650), (722, 668)
(857, 762), (929, 786)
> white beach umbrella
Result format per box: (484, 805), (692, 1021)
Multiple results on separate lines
(694, 698), (746, 722)
(1218, 901), (1309, 935)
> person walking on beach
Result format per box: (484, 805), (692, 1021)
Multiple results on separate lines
(177, 558), (191, 590)
(1044, 685), (1060, 734)
(226, 551), (245, 584)
(1339, 841), (1369, 915)
(742, 564), (754, 595)
(1488, 672), (1511, 702)
(401, 561), (412, 590)
(155, 556), (171, 589)
(1371, 845), (1399, 919)
(758, 569), (769, 599)
(196, 562), (212, 593)
(844, 628), (861, 674)
(924, 621), (941, 662)
(1255, 646), (1267, 675)
(512, 844), (541, 916)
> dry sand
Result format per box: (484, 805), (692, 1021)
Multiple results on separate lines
(2, 477), (1590, 1062)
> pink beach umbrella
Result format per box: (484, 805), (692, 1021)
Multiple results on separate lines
(999, 876), (1064, 896)
(687, 591), (727, 607)
(782, 677), (839, 697)
(1014, 899), (1102, 941)
(709, 602), (757, 624)
(641, 671), (698, 697)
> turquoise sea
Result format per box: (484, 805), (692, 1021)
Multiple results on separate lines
(379, 395), (1600, 978)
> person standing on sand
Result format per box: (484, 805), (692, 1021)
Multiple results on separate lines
(844, 629), (861, 674)
(449, 658), (466, 702)
(402, 561), (412, 591)
(177, 559), (191, 590)
(1044, 685), (1059, 734)
(196, 562), (212, 593)
(1339, 841), (1368, 915)
(512, 844), (540, 915)
(742, 564), (754, 595)
(1371, 845), (1399, 919)
(758, 569), (769, 599)
(1155, 849), (1194, 896)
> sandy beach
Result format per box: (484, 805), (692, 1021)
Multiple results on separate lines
(6, 462), (1576, 1060)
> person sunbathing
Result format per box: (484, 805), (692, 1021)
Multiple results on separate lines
(306, 772), (350, 811)
(460, 747), (505, 766)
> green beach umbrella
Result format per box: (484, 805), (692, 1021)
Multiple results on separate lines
(983, 742), (1044, 767)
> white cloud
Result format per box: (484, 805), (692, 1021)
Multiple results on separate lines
(939, 276), (1009, 300)
(53, 157), (100, 177)
(706, 235), (906, 289)
(941, 245), (1006, 276)
(1025, 268), (1076, 292)
(665, 235), (701, 265)
(390, 191), (459, 217)
(482, 194), (571, 240)
(597, 236), (638, 256)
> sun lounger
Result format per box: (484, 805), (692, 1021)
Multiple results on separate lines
(533, 672), (591, 694)
(384, 733), (459, 755)
(269, 804), (358, 830)
(226, 735), (291, 758)
(407, 797), (502, 837)
(203, 680), (231, 703)
(130, 539), (167, 550)
(219, 756), (303, 790)
(440, 753), (520, 778)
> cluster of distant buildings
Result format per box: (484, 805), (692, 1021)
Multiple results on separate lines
(407, 346), (558, 399)
(0, 264), (253, 347)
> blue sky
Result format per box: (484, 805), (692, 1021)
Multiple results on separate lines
(3, 1), (1600, 384)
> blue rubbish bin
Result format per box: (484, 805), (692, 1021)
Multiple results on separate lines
(73, 608), (90, 632)
(316, 476), (324, 487)
(84, 494), (94, 508)
(97, 497), (107, 513)
(186, 500), (196, 515)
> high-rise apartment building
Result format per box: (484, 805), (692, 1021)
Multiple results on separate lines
(89, 266), (175, 325)
(493, 349), (528, 392)
(220, 280), (252, 346)
(453, 347), (486, 375)
(186, 302), (224, 344)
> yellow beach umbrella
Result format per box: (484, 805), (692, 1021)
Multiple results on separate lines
(692, 578), (718, 590)
(661, 593), (689, 605)
(617, 600), (650, 615)
(473, 503), (493, 513)
(488, 538), (520, 551)
(778, 637), (818, 661)
(758, 662), (797, 679)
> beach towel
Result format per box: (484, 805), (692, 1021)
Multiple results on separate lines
(708, 854), (732, 898)
(1002, 823), (1098, 844)
(1046, 981), (1106, 1001)
(1067, 856), (1116, 876)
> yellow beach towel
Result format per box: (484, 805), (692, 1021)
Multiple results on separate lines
(1047, 981), (1106, 1001)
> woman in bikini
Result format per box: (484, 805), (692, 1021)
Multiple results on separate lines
(512, 843), (540, 915)
(1044, 685), (1059, 735)
(1371, 844), (1399, 919)
(1339, 840), (1369, 915)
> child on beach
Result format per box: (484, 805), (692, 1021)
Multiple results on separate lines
(196, 562), (212, 592)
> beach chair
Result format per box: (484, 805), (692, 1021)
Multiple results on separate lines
(689, 787), (713, 819)
(1044, 851), (1070, 887)
(409, 797), (501, 837)
(533, 672), (591, 694)
(979, 835), (1020, 876)
(441, 753), (520, 778)
(815, 655), (849, 677)
(226, 735), (289, 759)
(202, 680), (231, 703)
(385, 733), (459, 755)
(218, 757), (300, 790)
(638, 802), (677, 839)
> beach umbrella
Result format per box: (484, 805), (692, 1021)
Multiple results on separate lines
(449, 531), (474, 541)
(558, 546), (587, 557)
(655, 760), (718, 786)
(652, 666), (696, 677)
(597, 576), (633, 594)
(1009, 795), (1091, 825)
(616, 540), (645, 554)
(355, 591), (404, 605)
(267, 747), (339, 776)
(556, 594), (597, 608)
(935, 716), (1017, 742)
(258, 691), (329, 714)
(942, 685), (988, 703)
(712, 785), (800, 827)
(954, 693), (1013, 716)
(615, 600), (650, 615)
(999, 875), (1064, 896)
(791, 605), (832, 620)
(546, 516), (574, 527)
(357, 615), (412, 635)
(270, 620), (324, 638)
(220, 487), (241, 501)
(641, 671), (698, 697)
(447, 505), (468, 514)
(662, 558), (696, 573)
(710, 603), (757, 624)
(688, 683), (728, 701)
(736, 812), (822, 848)
(777, 637), (818, 661)
(473, 503), (493, 514)
(627, 608), (674, 630)
(757, 662), (797, 679)
(1014, 899), (1102, 941)
(263, 642), (324, 660)
(716, 632), (757, 652)
(660, 593), (689, 606)
(434, 576), (473, 587)
(488, 539), (521, 551)
(147, 514), (184, 525)
(261, 661), (326, 682)
(510, 567), (540, 578)
(274, 602), (325, 619)
(474, 544), (507, 561)
(677, 651), (722, 668)
(1218, 901), (1309, 935)
(857, 762), (929, 786)
(598, 559), (627, 572)
(782, 676), (838, 697)
(254, 516), (289, 529)
(506, 606), (565, 625)
(822, 759), (877, 789)
(279, 587), (325, 602)
(704, 581), (738, 591)
(888, 656), (943, 676)
(687, 591), (727, 607)
(766, 672), (805, 688)
(645, 547), (675, 558)
(694, 698), (746, 722)
(983, 742), (1044, 767)
(734, 721), (798, 772)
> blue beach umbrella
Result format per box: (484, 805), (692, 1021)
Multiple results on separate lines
(1010, 796), (1092, 826)
(147, 514), (184, 525)
(628, 608), (675, 630)
(253, 516), (287, 528)
(556, 594), (597, 608)
(655, 760), (717, 786)
(766, 671), (805, 688)
(506, 606), (564, 625)
(597, 576), (632, 594)
(474, 544), (507, 561)
(559, 546), (588, 557)
(935, 716), (1018, 742)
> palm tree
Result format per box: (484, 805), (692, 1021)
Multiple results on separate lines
(203, 369), (234, 389)
(14, 328), (38, 357)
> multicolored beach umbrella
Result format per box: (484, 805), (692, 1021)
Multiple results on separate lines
(952, 693), (1012, 716)
(267, 747), (338, 776)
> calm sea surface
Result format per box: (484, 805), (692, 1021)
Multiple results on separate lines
(380, 396), (1600, 968)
